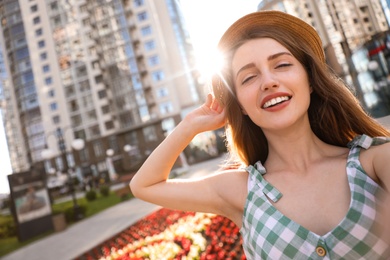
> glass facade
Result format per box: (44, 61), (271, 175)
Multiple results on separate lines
(0, 0), (44, 164)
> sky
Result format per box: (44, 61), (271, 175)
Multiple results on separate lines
(0, 0), (260, 195)
(180, 0), (260, 77)
(0, 112), (11, 195)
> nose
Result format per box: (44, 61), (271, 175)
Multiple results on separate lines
(260, 72), (279, 91)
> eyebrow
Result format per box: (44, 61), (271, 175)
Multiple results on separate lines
(235, 52), (293, 77)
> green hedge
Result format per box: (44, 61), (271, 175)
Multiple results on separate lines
(85, 190), (97, 201)
(0, 217), (16, 239)
(64, 204), (87, 223)
(99, 185), (110, 197)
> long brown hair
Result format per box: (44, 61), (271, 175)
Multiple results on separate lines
(213, 25), (390, 166)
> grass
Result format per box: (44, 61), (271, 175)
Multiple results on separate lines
(0, 190), (132, 257)
(0, 230), (54, 257)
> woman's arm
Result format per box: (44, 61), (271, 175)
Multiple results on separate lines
(371, 142), (390, 191)
(370, 143), (390, 245)
(129, 94), (228, 214)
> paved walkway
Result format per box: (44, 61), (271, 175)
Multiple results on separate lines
(1, 156), (225, 260)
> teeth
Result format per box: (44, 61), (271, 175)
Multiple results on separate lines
(263, 96), (289, 108)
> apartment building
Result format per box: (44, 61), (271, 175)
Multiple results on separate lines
(0, 0), (203, 179)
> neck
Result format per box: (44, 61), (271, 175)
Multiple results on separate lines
(263, 128), (331, 174)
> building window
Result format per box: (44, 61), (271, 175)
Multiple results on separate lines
(125, 131), (139, 145)
(148, 55), (160, 66)
(52, 16), (61, 26)
(134, 0), (144, 7)
(144, 40), (156, 51)
(97, 161), (107, 172)
(162, 118), (175, 133)
(56, 157), (64, 171)
(108, 135), (119, 152)
(79, 148), (89, 162)
(143, 126), (157, 142)
(152, 70), (164, 81)
(33, 16), (40, 24)
(159, 102), (173, 114)
(105, 121), (114, 130)
(31, 5), (38, 12)
(71, 115), (82, 127)
(98, 89), (106, 99)
(93, 141), (104, 157)
(74, 129), (86, 139)
(137, 11), (148, 21)
(38, 40), (45, 48)
(15, 47), (29, 60)
(43, 64), (50, 73)
(141, 25), (152, 36)
(40, 52), (47, 60)
(89, 125), (100, 137)
(52, 115), (60, 124)
(157, 87), (169, 98)
(79, 80), (90, 92)
(48, 89), (55, 97)
(50, 102), (57, 111)
(102, 105), (110, 114)
(45, 77), (52, 85)
(50, 2), (58, 10)
(95, 75), (103, 84)
(35, 28), (43, 36)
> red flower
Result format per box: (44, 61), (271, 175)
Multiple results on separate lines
(75, 208), (246, 259)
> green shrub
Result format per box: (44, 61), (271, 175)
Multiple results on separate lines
(85, 190), (97, 201)
(99, 185), (110, 197)
(0, 218), (16, 239)
(1, 198), (10, 210)
(64, 204), (87, 223)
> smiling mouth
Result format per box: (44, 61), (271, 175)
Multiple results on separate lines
(262, 96), (291, 108)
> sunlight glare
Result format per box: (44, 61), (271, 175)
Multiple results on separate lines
(195, 47), (225, 83)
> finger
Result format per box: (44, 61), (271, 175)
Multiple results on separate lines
(212, 97), (224, 113)
(205, 93), (213, 107)
(211, 96), (219, 111)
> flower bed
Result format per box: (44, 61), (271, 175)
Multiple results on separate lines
(75, 208), (246, 260)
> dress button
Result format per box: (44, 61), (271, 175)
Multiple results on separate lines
(316, 246), (326, 257)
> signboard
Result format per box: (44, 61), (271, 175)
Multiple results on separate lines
(8, 170), (53, 241)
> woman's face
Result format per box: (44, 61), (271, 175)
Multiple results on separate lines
(231, 38), (311, 132)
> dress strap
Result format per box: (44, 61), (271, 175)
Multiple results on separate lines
(347, 134), (390, 150)
(246, 161), (283, 203)
(346, 134), (390, 168)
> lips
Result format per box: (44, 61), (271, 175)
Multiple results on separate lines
(261, 93), (292, 109)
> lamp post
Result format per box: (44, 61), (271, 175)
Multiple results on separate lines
(123, 144), (136, 156)
(106, 148), (118, 182)
(41, 128), (85, 221)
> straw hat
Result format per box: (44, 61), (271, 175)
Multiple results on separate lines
(218, 10), (325, 63)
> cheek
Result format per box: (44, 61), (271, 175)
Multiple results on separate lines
(237, 92), (257, 116)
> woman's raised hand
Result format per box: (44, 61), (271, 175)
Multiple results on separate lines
(184, 93), (226, 134)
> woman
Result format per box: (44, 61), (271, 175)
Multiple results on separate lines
(130, 10), (390, 259)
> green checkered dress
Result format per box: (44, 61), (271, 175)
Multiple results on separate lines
(240, 135), (390, 259)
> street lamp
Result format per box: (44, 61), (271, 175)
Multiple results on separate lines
(106, 148), (118, 182)
(41, 128), (85, 221)
(123, 144), (136, 155)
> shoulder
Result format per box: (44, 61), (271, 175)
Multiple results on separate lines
(212, 168), (249, 190)
(360, 142), (390, 188)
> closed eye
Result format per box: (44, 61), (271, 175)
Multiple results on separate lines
(275, 63), (292, 69)
(242, 75), (257, 84)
